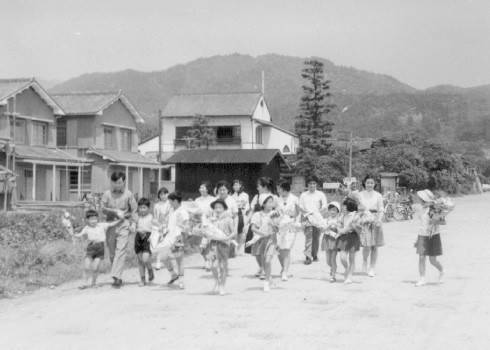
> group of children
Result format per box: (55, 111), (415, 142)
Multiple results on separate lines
(73, 180), (453, 293)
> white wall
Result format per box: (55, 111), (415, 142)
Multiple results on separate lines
(251, 96), (271, 122)
(264, 126), (298, 154)
(138, 136), (159, 155)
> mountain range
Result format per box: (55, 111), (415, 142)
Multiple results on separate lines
(51, 54), (490, 144)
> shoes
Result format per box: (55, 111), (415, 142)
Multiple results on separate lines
(304, 257), (312, 265)
(155, 264), (162, 271)
(205, 261), (211, 272)
(111, 277), (118, 287)
(113, 279), (122, 289)
(167, 274), (179, 285)
(259, 273), (266, 280)
(281, 273), (288, 282)
(213, 282), (220, 294)
(255, 269), (263, 278)
(368, 269), (375, 277)
(415, 279), (426, 287)
(329, 276), (336, 283)
(344, 278), (353, 285)
(78, 285), (88, 290)
(219, 288), (226, 296)
(138, 281), (145, 287)
(177, 281), (185, 289)
(312, 257), (318, 262)
(263, 281), (270, 293)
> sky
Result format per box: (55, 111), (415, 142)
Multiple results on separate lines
(0, 0), (489, 89)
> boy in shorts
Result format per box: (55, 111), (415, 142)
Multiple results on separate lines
(135, 198), (155, 286)
(75, 210), (122, 289)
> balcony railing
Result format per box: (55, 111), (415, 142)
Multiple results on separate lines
(174, 137), (242, 146)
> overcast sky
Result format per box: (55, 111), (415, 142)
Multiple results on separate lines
(1, 0), (489, 89)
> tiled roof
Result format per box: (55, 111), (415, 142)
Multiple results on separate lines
(52, 91), (144, 123)
(165, 149), (287, 166)
(0, 78), (64, 114)
(15, 145), (89, 162)
(162, 92), (262, 117)
(87, 148), (159, 166)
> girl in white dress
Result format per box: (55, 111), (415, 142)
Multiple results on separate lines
(276, 180), (300, 281)
(231, 179), (250, 254)
(358, 175), (385, 277)
(153, 187), (171, 270)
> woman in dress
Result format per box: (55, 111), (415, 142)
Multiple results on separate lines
(231, 179), (250, 255)
(276, 180), (300, 281)
(357, 174), (385, 277)
(194, 181), (216, 269)
(153, 187), (172, 270)
(245, 177), (278, 278)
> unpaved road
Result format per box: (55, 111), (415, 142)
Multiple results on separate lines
(1, 194), (490, 350)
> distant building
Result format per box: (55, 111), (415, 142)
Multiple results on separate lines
(52, 91), (161, 198)
(138, 92), (300, 195)
(0, 78), (90, 203)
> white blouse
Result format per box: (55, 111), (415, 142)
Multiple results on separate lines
(231, 192), (250, 212)
(277, 193), (299, 218)
(358, 190), (385, 212)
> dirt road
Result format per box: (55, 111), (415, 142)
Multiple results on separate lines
(1, 194), (489, 350)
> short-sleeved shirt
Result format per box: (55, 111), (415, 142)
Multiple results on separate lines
(277, 193), (299, 218)
(231, 192), (250, 212)
(414, 204), (440, 237)
(101, 189), (138, 223)
(168, 206), (190, 239)
(137, 213), (153, 233)
(221, 195), (239, 216)
(251, 211), (276, 236)
(80, 223), (110, 242)
(299, 190), (327, 214)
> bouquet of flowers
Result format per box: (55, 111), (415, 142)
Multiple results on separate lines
(428, 197), (455, 231)
(245, 210), (284, 247)
(192, 215), (231, 243)
(301, 211), (329, 230)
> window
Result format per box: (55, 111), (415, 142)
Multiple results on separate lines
(282, 145), (290, 154)
(215, 126), (240, 144)
(104, 127), (115, 149)
(161, 167), (172, 181)
(67, 167), (91, 193)
(121, 129), (132, 151)
(32, 122), (48, 145)
(57, 119), (67, 146)
(10, 118), (26, 144)
(255, 126), (263, 144)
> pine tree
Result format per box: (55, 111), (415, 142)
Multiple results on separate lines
(294, 60), (335, 179)
(185, 114), (217, 149)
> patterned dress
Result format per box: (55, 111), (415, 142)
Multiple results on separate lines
(358, 190), (385, 247)
(205, 214), (235, 262)
(276, 193), (299, 250)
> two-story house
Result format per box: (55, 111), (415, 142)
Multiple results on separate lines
(0, 78), (91, 204)
(52, 91), (160, 199)
(138, 92), (300, 197)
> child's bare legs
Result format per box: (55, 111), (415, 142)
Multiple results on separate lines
(140, 252), (153, 286)
(255, 255), (264, 277)
(90, 258), (101, 287)
(175, 254), (185, 289)
(339, 251), (348, 274)
(429, 256), (444, 283)
(347, 249), (356, 278)
(340, 249), (356, 284)
(263, 254), (273, 292)
(137, 253), (146, 286)
(218, 259), (228, 295)
(326, 249), (338, 281)
(210, 258), (220, 293)
(282, 249), (291, 280)
(416, 255), (427, 286)
(362, 247), (370, 272)
(155, 252), (162, 270)
(80, 257), (93, 289)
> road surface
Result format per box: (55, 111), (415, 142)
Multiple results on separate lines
(1, 194), (489, 349)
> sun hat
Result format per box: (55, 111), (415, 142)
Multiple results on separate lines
(328, 201), (341, 212)
(210, 198), (228, 210)
(417, 189), (435, 203)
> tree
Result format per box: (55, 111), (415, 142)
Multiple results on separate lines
(294, 60), (335, 179)
(185, 114), (216, 149)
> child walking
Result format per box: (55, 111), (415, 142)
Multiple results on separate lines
(153, 187), (171, 270)
(413, 189), (451, 287)
(164, 192), (189, 289)
(74, 210), (121, 289)
(135, 198), (155, 286)
(248, 196), (279, 292)
(336, 198), (360, 284)
(207, 199), (236, 296)
(321, 202), (341, 283)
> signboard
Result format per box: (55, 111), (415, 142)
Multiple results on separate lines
(323, 182), (341, 189)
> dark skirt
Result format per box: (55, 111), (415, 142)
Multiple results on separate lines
(337, 232), (360, 252)
(321, 235), (338, 251)
(415, 234), (442, 256)
(244, 224), (254, 254)
(237, 209), (245, 235)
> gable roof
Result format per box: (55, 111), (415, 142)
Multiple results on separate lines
(15, 145), (90, 163)
(165, 149), (288, 167)
(87, 148), (159, 166)
(51, 90), (144, 123)
(0, 78), (64, 114)
(254, 119), (297, 137)
(162, 92), (263, 118)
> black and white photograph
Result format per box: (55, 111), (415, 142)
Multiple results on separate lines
(0, 0), (489, 349)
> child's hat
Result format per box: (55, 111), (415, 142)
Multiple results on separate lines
(210, 198), (228, 210)
(328, 201), (341, 212)
(417, 189), (435, 203)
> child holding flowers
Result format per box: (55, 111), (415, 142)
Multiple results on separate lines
(320, 202), (341, 283)
(336, 198), (360, 284)
(413, 189), (454, 287)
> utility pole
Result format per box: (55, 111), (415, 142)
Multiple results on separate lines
(158, 110), (162, 163)
(349, 131), (353, 183)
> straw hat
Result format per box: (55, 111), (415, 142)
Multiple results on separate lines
(328, 201), (341, 212)
(416, 189), (435, 203)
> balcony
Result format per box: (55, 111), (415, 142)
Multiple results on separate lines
(174, 137), (242, 146)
